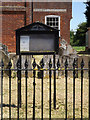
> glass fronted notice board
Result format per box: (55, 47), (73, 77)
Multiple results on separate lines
(16, 22), (59, 55)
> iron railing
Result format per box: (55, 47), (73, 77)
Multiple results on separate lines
(0, 58), (90, 119)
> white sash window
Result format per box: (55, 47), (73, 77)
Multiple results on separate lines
(45, 15), (60, 36)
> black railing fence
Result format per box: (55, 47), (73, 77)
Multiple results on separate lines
(0, 58), (90, 119)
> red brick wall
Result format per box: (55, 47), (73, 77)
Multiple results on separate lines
(33, 2), (72, 44)
(2, 2), (72, 53)
(2, 2), (31, 52)
(2, 13), (25, 52)
(2, 1), (25, 6)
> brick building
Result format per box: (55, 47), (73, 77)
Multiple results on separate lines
(1, 2), (72, 53)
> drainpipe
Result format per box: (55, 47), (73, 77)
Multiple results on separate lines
(24, 0), (26, 26)
(32, 0), (33, 58)
(32, 0), (33, 23)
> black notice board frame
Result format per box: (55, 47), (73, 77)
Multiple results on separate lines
(16, 31), (59, 55)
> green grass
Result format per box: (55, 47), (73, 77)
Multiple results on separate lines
(73, 46), (85, 52)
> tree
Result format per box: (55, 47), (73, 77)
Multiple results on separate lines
(84, 1), (90, 27)
(70, 30), (75, 46)
(71, 22), (87, 46)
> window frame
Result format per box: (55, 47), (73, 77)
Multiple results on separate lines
(45, 15), (60, 36)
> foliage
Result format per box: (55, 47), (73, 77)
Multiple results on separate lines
(73, 46), (85, 52)
(70, 22), (87, 46)
(70, 30), (75, 46)
(84, 1), (90, 27)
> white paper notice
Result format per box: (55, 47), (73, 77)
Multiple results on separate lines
(20, 36), (29, 51)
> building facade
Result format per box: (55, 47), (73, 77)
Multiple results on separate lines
(1, 2), (72, 53)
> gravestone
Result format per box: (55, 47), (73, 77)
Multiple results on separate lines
(0, 43), (9, 76)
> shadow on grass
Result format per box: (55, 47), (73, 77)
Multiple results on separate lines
(0, 103), (17, 108)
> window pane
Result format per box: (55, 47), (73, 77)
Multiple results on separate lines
(50, 18), (52, 21)
(53, 22), (55, 26)
(56, 18), (58, 21)
(47, 22), (49, 25)
(50, 22), (52, 26)
(47, 18), (49, 21)
(52, 18), (55, 21)
(56, 22), (58, 26)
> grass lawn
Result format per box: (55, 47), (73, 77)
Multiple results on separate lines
(72, 46), (85, 52)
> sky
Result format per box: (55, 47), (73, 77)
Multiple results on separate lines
(70, 1), (87, 31)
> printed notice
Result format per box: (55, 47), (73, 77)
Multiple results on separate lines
(20, 36), (29, 51)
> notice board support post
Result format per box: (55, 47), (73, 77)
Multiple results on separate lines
(53, 53), (56, 109)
